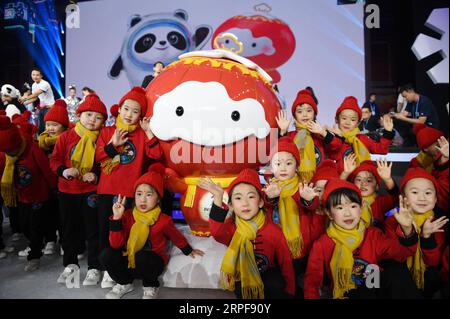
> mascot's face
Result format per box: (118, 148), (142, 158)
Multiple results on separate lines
(146, 50), (281, 177)
(109, 10), (212, 87)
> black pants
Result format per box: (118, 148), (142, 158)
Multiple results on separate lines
(234, 267), (291, 299)
(19, 202), (47, 260)
(37, 107), (49, 135)
(44, 195), (59, 243)
(99, 247), (164, 287)
(7, 205), (21, 234)
(59, 192), (100, 269)
(293, 257), (308, 298)
(97, 194), (133, 256)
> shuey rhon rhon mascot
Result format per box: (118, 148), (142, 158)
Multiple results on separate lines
(109, 9), (213, 87)
(145, 49), (281, 236)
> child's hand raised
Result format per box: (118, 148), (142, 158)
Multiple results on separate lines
(394, 195), (415, 236)
(340, 153), (357, 180)
(189, 248), (205, 259)
(197, 177), (225, 207)
(299, 182), (318, 202)
(262, 182), (284, 199)
(376, 158), (395, 190)
(436, 137), (449, 159)
(63, 167), (80, 180)
(111, 128), (128, 147)
(276, 110), (292, 136)
(112, 194), (126, 220)
(381, 114), (394, 132)
(307, 120), (327, 137)
(140, 117), (154, 140)
(422, 216), (449, 239)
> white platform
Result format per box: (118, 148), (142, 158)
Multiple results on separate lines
(162, 225), (227, 289)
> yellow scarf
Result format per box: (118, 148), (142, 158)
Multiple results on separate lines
(415, 151), (434, 173)
(1, 139), (26, 207)
(38, 131), (59, 152)
(220, 210), (266, 299)
(361, 194), (377, 226)
(71, 122), (100, 176)
(327, 220), (366, 299)
(293, 121), (316, 183)
(272, 173), (303, 259)
(100, 115), (138, 174)
(342, 128), (371, 165)
(125, 206), (161, 269)
(407, 210), (434, 290)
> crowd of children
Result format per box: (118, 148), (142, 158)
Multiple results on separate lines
(0, 85), (448, 299)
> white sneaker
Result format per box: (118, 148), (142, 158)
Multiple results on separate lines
(105, 283), (134, 299)
(3, 246), (14, 253)
(83, 269), (101, 286)
(0, 251), (6, 259)
(43, 242), (56, 255)
(57, 264), (80, 284)
(101, 271), (116, 289)
(142, 287), (159, 299)
(11, 233), (21, 242)
(18, 247), (31, 257)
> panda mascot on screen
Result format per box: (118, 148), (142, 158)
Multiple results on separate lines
(108, 9), (212, 87)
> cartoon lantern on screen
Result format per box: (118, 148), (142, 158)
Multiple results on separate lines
(212, 14), (296, 83)
(146, 50), (281, 236)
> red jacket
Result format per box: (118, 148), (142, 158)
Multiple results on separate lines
(12, 140), (57, 203)
(327, 130), (394, 173)
(384, 214), (446, 268)
(369, 186), (400, 228)
(441, 246), (449, 283)
(109, 209), (192, 265)
(267, 191), (326, 259)
(209, 203), (295, 296)
(50, 129), (100, 194)
(95, 126), (162, 198)
(304, 226), (418, 299)
(284, 130), (342, 166)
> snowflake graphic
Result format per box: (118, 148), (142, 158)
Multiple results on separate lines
(411, 8), (449, 84)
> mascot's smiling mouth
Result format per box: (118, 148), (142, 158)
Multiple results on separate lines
(155, 46), (169, 51)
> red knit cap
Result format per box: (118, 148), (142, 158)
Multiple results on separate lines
(269, 137), (300, 165)
(322, 178), (362, 207)
(11, 111), (36, 138)
(348, 160), (382, 185)
(291, 89), (318, 116)
(335, 96), (362, 120)
(133, 163), (165, 198)
(311, 160), (340, 184)
(413, 124), (444, 150)
(76, 94), (107, 119)
(110, 104), (119, 118)
(0, 115), (22, 153)
(400, 167), (438, 192)
(118, 86), (147, 118)
(227, 168), (263, 197)
(44, 99), (69, 127)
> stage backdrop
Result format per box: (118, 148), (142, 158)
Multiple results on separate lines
(66, 0), (365, 126)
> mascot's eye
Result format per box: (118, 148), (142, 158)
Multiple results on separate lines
(135, 34), (156, 53)
(251, 43), (257, 48)
(231, 111), (240, 121)
(176, 106), (184, 117)
(225, 39), (230, 44)
(167, 31), (187, 50)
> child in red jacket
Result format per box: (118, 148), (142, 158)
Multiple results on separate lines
(277, 89), (341, 182)
(326, 96), (395, 173)
(95, 87), (162, 288)
(38, 99), (70, 256)
(51, 94), (107, 286)
(0, 115), (57, 271)
(304, 179), (418, 299)
(262, 137), (322, 296)
(384, 168), (448, 298)
(100, 164), (203, 299)
(408, 124), (448, 212)
(342, 158), (399, 228)
(198, 168), (295, 299)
